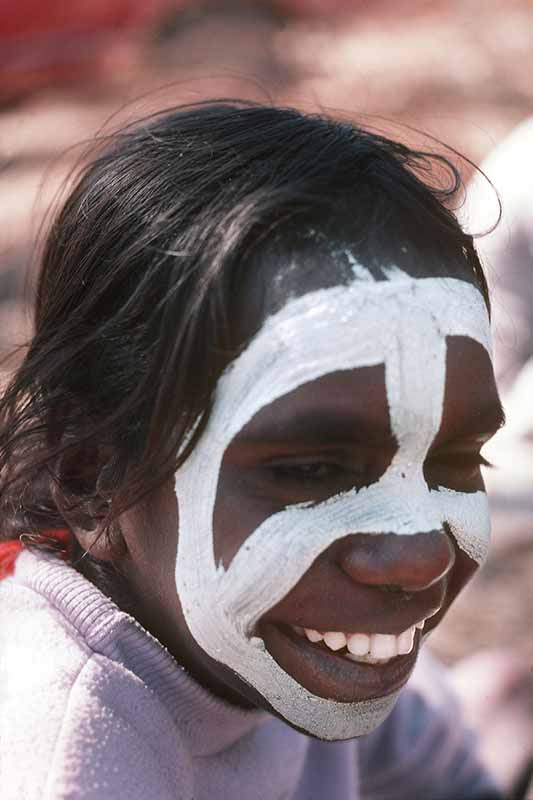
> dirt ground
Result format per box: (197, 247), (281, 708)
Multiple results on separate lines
(1, 0), (532, 670)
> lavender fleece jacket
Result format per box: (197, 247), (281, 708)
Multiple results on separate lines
(0, 549), (499, 800)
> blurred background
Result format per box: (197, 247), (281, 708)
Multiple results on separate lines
(0, 0), (532, 671)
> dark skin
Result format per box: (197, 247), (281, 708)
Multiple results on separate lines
(74, 251), (504, 720)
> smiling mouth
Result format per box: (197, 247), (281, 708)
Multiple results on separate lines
(259, 619), (430, 703)
(293, 622), (426, 664)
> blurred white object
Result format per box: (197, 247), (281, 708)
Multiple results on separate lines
(462, 117), (533, 392)
(463, 119), (533, 512)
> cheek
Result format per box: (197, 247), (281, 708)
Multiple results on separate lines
(421, 541), (479, 640)
(143, 480), (181, 585)
(119, 482), (183, 625)
(449, 543), (479, 600)
(213, 463), (278, 570)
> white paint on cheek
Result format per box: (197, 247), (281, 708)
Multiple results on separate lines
(174, 271), (493, 740)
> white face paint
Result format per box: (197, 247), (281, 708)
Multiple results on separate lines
(174, 267), (492, 740)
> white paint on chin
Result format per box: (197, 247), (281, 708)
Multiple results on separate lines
(174, 268), (492, 740)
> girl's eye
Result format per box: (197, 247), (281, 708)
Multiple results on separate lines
(424, 446), (493, 492)
(253, 448), (393, 504)
(268, 461), (348, 483)
(431, 451), (493, 471)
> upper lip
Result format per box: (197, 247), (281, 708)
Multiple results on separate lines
(261, 578), (448, 638)
(291, 613), (438, 635)
(266, 602), (443, 637)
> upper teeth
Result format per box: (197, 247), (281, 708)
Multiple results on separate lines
(298, 623), (425, 663)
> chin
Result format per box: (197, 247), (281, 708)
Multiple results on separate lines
(263, 687), (402, 741)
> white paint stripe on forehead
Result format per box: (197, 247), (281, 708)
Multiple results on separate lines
(174, 271), (492, 739)
(213, 276), (490, 445)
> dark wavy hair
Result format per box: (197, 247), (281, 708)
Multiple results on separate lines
(0, 99), (489, 551)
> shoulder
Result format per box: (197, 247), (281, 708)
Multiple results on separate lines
(0, 571), (93, 717)
(0, 573), (91, 798)
(43, 653), (192, 800)
(0, 557), (192, 800)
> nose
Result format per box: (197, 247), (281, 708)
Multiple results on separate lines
(339, 529), (456, 593)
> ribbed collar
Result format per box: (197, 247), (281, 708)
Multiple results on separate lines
(14, 548), (269, 756)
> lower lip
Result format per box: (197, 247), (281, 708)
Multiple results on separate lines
(261, 624), (420, 703)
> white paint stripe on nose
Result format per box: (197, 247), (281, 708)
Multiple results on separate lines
(220, 477), (476, 633)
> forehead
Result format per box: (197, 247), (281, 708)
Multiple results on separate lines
(239, 230), (481, 334)
(215, 271), (491, 453)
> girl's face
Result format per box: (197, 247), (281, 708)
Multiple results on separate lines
(120, 249), (503, 741)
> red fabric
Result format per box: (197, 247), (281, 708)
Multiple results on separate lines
(0, 0), (175, 38)
(42, 528), (72, 553)
(0, 528), (71, 580)
(0, 541), (23, 580)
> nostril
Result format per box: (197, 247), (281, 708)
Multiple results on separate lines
(379, 585), (415, 601)
(340, 530), (456, 593)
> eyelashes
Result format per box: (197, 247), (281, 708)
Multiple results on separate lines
(425, 451), (493, 472)
(268, 461), (359, 481)
(423, 449), (492, 493)
(263, 449), (494, 489)
(261, 455), (382, 500)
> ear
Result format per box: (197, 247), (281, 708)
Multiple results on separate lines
(71, 521), (127, 562)
(51, 444), (128, 562)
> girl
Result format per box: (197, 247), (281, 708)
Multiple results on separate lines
(0, 101), (505, 799)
